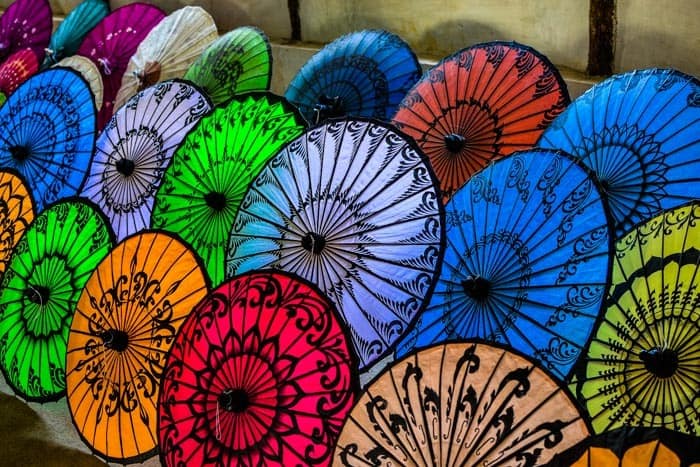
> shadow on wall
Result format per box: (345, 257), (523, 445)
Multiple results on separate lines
(416, 19), (509, 60)
(0, 393), (108, 467)
(616, 30), (700, 77)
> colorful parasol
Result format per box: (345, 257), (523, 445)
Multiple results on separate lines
(152, 92), (306, 286)
(54, 55), (104, 110)
(114, 6), (218, 109)
(392, 41), (570, 201)
(81, 79), (212, 241)
(0, 198), (113, 401)
(538, 68), (700, 238)
(285, 29), (422, 123)
(77, 2), (166, 129)
(226, 118), (445, 370)
(184, 26), (273, 106)
(0, 48), (39, 96)
(0, 0), (52, 63)
(0, 67), (96, 211)
(65, 230), (209, 463)
(395, 148), (612, 380)
(575, 200), (700, 436)
(158, 270), (357, 466)
(335, 341), (591, 466)
(42, 0), (110, 68)
(0, 169), (34, 279)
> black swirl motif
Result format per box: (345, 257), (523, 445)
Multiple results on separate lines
(485, 44), (507, 67)
(514, 47), (537, 79)
(536, 152), (564, 217)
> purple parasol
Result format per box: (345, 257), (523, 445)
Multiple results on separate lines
(0, 0), (52, 63)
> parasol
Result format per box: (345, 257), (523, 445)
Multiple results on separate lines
(0, 0), (52, 63)
(77, 2), (166, 129)
(575, 200), (700, 436)
(114, 6), (218, 109)
(334, 341), (591, 466)
(285, 29), (422, 123)
(392, 41), (570, 201)
(42, 0), (110, 68)
(538, 68), (700, 238)
(151, 92), (306, 286)
(0, 67), (96, 211)
(54, 55), (104, 110)
(0, 198), (113, 401)
(81, 79), (212, 241)
(547, 426), (700, 466)
(395, 148), (612, 380)
(184, 26), (273, 106)
(65, 230), (209, 463)
(226, 118), (445, 370)
(0, 48), (39, 96)
(158, 270), (357, 467)
(0, 169), (34, 279)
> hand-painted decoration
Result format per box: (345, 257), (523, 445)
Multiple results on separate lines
(0, 0), (52, 63)
(114, 6), (218, 109)
(54, 55), (104, 110)
(65, 231), (209, 463)
(82, 80), (212, 241)
(0, 169), (34, 279)
(227, 118), (445, 370)
(547, 426), (700, 466)
(396, 149), (612, 380)
(538, 68), (700, 238)
(158, 270), (357, 467)
(285, 29), (422, 123)
(42, 0), (109, 68)
(152, 92), (306, 286)
(184, 26), (273, 105)
(0, 199), (113, 401)
(78, 2), (166, 129)
(392, 41), (570, 201)
(0, 48), (39, 96)
(0, 68), (96, 211)
(334, 341), (591, 466)
(575, 200), (700, 436)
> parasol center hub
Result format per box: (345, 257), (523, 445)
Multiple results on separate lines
(101, 329), (129, 352)
(9, 145), (30, 161)
(115, 158), (136, 176)
(301, 232), (326, 254)
(640, 347), (678, 378)
(444, 133), (467, 153)
(137, 61), (162, 91)
(313, 94), (344, 123)
(26, 285), (50, 305)
(219, 388), (250, 413)
(462, 276), (491, 301)
(204, 191), (227, 211)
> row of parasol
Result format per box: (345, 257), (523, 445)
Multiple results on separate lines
(0, 0), (697, 465)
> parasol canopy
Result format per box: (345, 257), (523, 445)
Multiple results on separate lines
(81, 79), (212, 241)
(42, 0), (110, 68)
(285, 29), (422, 123)
(54, 55), (104, 110)
(0, 67), (96, 211)
(152, 92), (306, 286)
(395, 148), (612, 380)
(0, 0), (52, 63)
(0, 48), (39, 96)
(575, 200), (700, 436)
(0, 198), (113, 401)
(538, 68), (700, 238)
(392, 41), (570, 201)
(158, 270), (357, 467)
(184, 26), (273, 106)
(0, 169), (34, 279)
(334, 341), (591, 466)
(226, 118), (445, 370)
(77, 2), (166, 129)
(114, 6), (218, 109)
(65, 230), (209, 463)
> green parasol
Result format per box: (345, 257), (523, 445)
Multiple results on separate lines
(151, 92), (306, 286)
(0, 198), (114, 401)
(184, 26), (273, 106)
